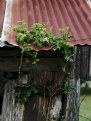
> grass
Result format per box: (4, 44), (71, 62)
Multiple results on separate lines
(79, 82), (91, 121)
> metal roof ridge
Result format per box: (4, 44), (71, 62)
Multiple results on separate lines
(1, 0), (13, 46)
(87, 0), (91, 7)
(0, 38), (5, 47)
(0, 37), (16, 47)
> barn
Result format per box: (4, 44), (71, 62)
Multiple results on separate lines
(0, 0), (91, 121)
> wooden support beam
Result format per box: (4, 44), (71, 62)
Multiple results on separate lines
(0, 57), (63, 72)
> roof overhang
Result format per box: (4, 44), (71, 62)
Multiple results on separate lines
(1, 0), (91, 47)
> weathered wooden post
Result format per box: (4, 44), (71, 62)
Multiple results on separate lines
(1, 81), (24, 121)
(65, 79), (80, 121)
(1, 74), (29, 121)
(65, 46), (80, 121)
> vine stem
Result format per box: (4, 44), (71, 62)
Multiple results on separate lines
(80, 95), (86, 107)
(18, 52), (23, 81)
(79, 115), (91, 121)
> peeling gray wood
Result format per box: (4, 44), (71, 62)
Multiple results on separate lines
(1, 81), (24, 121)
(1, 71), (64, 121)
(24, 95), (62, 121)
(65, 46), (80, 121)
(50, 96), (62, 119)
(65, 79), (80, 121)
(23, 71), (64, 121)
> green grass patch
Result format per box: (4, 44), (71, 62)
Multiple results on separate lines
(80, 82), (91, 121)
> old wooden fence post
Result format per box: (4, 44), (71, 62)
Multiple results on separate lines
(65, 46), (80, 121)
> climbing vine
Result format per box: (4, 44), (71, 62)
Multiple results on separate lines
(14, 21), (72, 63)
(15, 83), (39, 103)
(14, 20), (73, 102)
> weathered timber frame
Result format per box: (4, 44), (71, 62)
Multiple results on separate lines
(0, 47), (68, 121)
(0, 45), (90, 121)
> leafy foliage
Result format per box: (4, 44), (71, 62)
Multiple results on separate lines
(15, 85), (38, 103)
(64, 76), (73, 94)
(13, 21), (73, 102)
(14, 21), (73, 63)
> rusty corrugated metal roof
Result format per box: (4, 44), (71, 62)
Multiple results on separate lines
(0, 0), (6, 37)
(1, 0), (91, 47)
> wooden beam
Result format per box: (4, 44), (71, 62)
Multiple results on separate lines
(0, 57), (63, 72)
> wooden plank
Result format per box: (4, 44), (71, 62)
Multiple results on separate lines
(1, 81), (24, 121)
(0, 47), (61, 57)
(0, 57), (64, 72)
(0, 47), (21, 57)
(2, 71), (64, 121)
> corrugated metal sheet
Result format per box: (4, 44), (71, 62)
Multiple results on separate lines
(0, 0), (6, 37)
(1, 0), (91, 47)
